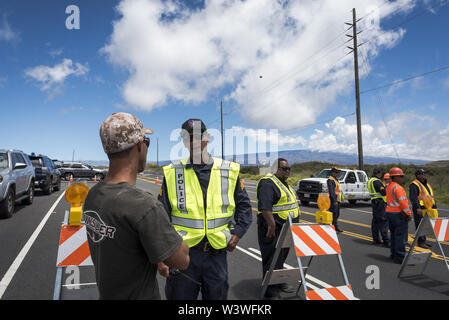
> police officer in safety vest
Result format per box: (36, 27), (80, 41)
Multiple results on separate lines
(257, 158), (300, 299)
(368, 168), (389, 247)
(409, 169), (437, 249)
(158, 119), (252, 300)
(327, 168), (343, 233)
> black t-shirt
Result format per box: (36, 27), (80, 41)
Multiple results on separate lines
(83, 181), (182, 300)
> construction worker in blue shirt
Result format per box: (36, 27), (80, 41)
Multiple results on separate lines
(157, 119), (252, 300)
(368, 168), (389, 247)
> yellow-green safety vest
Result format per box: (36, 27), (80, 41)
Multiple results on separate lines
(257, 174), (300, 220)
(162, 157), (240, 249)
(368, 177), (386, 202)
(411, 179), (435, 208)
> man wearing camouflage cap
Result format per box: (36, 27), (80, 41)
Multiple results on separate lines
(83, 112), (189, 299)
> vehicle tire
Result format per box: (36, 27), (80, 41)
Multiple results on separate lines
(22, 183), (34, 205)
(300, 200), (309, 206)
(54, 178), (61, 191)
(43, 179), (54, 195)
(0, 188), (15, 219)
(348, 200), (357, 206)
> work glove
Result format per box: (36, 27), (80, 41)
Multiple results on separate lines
(400, 211), (412, 222)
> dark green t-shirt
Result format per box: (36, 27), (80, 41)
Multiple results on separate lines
(83, 181), (182, 300)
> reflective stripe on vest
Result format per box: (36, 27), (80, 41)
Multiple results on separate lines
(386, 184), (411, 214)
(163, 157), (239, 249)
(329, 176), (343, 202)
(411, 179), (435, 207)
(257, 174), (300, 220)
(368, 177), (386, 202)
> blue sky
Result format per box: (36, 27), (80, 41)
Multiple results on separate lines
(1, 0), (448, 164)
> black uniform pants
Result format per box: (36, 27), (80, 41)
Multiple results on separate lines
(257, 214), (299, 296)
(371, 199), (389, 243)
(330, 202), (340, 227)
(412, 207), (426, 244)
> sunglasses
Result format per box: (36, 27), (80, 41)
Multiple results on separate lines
(143, 136), (150, 147)
(279, 166), (291, 171)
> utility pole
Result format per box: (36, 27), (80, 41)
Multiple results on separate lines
(157, 137), (159, 166)
(220, 100), (224, 160)
(346, 8), (364, 170)
(72, 149), (75, 162)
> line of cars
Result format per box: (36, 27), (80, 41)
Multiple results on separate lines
(0, 149), (107, 219)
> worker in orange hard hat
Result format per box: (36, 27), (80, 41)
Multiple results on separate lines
(383, 173), (391, 186)
(385, 167), (412, 264)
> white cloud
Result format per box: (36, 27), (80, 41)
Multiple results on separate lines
(228, 126), (307, 147)
(0, 77), (7, 88)
(24, 59), (89, 99)
(306, 114), (449, 161)
(0, 14), (20, 43)
(103, 0), (413, 129)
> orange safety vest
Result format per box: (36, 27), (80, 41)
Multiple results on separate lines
(411, 179), (435, 208)
(386, 181), (411, 215)
(328, 176), (343, 203)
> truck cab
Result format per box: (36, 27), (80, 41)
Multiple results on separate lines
(296, 168), (370, 206)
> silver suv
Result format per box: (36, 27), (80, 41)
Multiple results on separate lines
(0, 149), (35, 219)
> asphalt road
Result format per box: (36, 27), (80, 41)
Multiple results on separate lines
(1, 173), (449, 300)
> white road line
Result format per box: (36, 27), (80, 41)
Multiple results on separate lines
(62, 282), (97, 288)
(237, 246), (332, 291)
(0, 191), (66, 299)
(345, 208), (371, 214)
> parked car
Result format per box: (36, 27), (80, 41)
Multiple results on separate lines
(296, 168), (370, 206)
(59, 162), (106, 181)
(0, 149), (35, 219)
(28, 153), (61, 194)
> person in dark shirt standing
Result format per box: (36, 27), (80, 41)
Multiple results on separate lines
(257, 158), (300, 299)
(368, 168), (389, 247)
(158, 119), (252, 300)
(83, 112), (189, 300)
(409, 169), (437, 249)
(327, 168), (343, 233)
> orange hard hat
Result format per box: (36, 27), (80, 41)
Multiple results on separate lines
(383, 173), (390, 179)
(389, 167), (404, 177)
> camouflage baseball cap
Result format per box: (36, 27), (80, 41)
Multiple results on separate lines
(100, 112), (153, 155)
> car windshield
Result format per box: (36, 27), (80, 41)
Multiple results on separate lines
(0, 153), (8, 169)
(316, 169), (346, 181)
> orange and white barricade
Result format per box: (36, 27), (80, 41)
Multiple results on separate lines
(53, 210), (93, 300)
(399, 215), (449, 277)
(261, 216), (356, 300)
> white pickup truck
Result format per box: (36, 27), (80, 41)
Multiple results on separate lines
(296, 168), (370, 206)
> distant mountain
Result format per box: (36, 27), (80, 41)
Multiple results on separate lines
(91, 149), (429, 168)
(224, 149), (429, 166)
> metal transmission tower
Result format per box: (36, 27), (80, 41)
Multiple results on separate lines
(346, 8), (365, 170)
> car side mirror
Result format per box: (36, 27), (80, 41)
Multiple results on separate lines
(14, 163), (27, 170)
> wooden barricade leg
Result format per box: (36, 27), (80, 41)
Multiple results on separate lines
(399, 215), (435, 278)
(260, 218), (293, 299)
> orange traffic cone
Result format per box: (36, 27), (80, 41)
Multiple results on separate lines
(94, 175), (97, 183)
(156, 176), (159, 184)
(241, 179), (245, 189)
(69, 174), (73, 183)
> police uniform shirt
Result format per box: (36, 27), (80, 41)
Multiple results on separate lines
(327, 179), (337, 204)
(158, 159), (252, 239)
(372, 179), (387, 200)
(257, 177), (298, 224)
(409, 179), (437, 211)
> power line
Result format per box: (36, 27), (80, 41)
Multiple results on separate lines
(359, 0), (449, 34)
(360, 64), (449, 94)
(358, 36), (402, 164)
